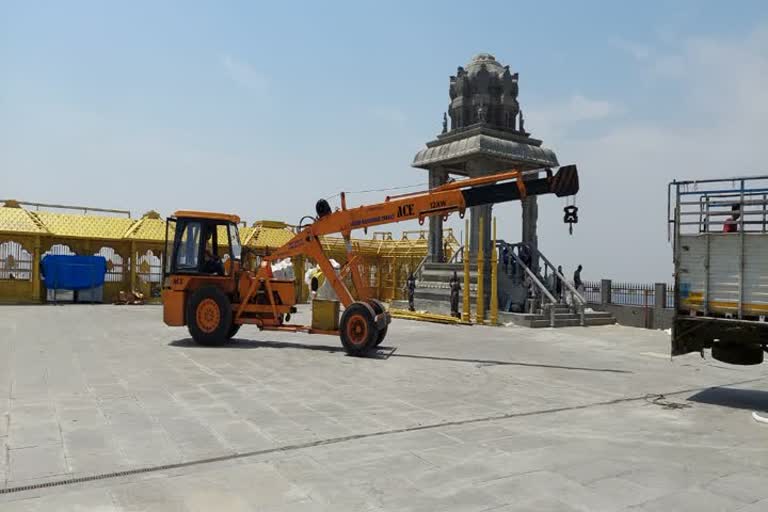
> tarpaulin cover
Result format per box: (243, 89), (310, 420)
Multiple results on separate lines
(41, 255), (107, 290)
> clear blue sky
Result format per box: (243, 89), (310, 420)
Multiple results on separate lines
(2, 1), (767, 281)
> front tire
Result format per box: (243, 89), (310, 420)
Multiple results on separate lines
(227, 323), (241, 340)
(187, 287), (232, 346)
(340, 302), (378, 356)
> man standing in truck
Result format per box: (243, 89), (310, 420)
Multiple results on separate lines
(723, 204), (741, 233)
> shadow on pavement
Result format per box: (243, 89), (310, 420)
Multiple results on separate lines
(688, 386), (768, 411)
(169, 338), (628, 373)
(169, 338), (396, 359)
(393, 353), (632, 374)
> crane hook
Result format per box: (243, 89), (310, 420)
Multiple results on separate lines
(563, 205), (578, 235)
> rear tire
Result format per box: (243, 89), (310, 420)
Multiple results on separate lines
(366, 299), (388, 346)
(712, 343), (764, 365)
(187, 287), (232, 346)
(340, 302), (378, 356)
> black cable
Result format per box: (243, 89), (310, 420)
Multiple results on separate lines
(324, 182), (428, 201)
(297, 215), (316, 231)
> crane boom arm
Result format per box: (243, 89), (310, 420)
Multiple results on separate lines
(268, 165), (579, 262)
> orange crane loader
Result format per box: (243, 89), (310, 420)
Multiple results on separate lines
(162, 165), (579, 355)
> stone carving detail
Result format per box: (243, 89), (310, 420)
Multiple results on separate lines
(477, 104), (487, 124)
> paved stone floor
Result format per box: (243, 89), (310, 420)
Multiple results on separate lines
(1, 305), (767, 511)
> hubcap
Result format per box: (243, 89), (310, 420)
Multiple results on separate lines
(196, 298), (221, 333)
(346, 314), (368, 345)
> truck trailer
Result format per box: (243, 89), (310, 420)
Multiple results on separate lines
(669, 175), (768, 365)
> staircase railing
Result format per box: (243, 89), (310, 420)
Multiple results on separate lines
(414, 245), (466, 284)
(513, 242), (587, 326)
(412, 253), (430, 282)
(506, 248), (558, 327)
(447, 245), (464, 264)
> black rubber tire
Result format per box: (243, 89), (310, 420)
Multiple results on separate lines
(227, 323), (241, 340)
(339, 302), (378, 356)
(367, 299), (388, 346)
(186, 286), (233, 346)
(712, 343), (764, 365)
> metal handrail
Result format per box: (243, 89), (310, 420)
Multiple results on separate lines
(412, 253), (430, 282)
(507, 250), (556, 304)
(1, 199), (132, 218)
(500, 240), (586, 326)
(528, 244), (587, 307)
(447, 245), (464, 264)
(501, 242), (579, 299)
(530, 244), (587, 326)
(411, 238), (465, 284)
(508, 250), (557, 327)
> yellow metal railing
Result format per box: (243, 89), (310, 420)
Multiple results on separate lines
(0, 200), (457, 305)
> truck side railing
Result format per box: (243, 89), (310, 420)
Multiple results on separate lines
(668, 176), (768, 236)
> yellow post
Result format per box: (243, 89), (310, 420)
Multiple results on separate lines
(490, 217), (498, 325)
(391, 262), (398, 301)
(462, 218), (471, 322)
(32, 236), (41, 302)
(476, 216), (485, 324)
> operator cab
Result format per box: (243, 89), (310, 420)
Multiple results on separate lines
(164, 211), (242, 278)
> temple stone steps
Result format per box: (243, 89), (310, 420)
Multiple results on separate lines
(398, 261), (617, 328)
(414, 262), (478, 303)
(499, 310), (616, 328)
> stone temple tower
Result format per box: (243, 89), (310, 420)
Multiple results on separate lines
(412, 53), (559, 262)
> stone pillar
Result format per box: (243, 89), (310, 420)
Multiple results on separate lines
(654, 282), (667, 329)
(522, 196), (538, 270)
(469, 204), (493, 258)
(391, 262), (398, 300)
(601, 279), (612, 305)
(129, 241), (137, 292)
(428, 167), (448, 262)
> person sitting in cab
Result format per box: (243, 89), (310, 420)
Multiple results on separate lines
(202, 231), (225, 275)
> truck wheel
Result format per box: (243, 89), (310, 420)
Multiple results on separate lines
(366, 299), (388, 346)
(712, 343), (764, 365)
(187, 287), (233, 346)
(227, 323), (241, 340)
(340, 302), (378, 356)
